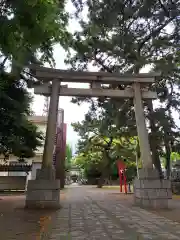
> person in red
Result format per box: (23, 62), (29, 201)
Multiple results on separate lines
(117, 159), (127, 194)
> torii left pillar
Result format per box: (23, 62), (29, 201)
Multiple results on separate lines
(25, 79), (61, 209)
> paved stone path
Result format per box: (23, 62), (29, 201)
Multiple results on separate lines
(49, 186), (180, 240)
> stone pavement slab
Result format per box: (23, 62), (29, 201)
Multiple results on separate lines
(49, 186), (180, 240)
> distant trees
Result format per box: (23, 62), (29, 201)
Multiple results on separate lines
(65, 144), (73, 170)
(72, 112), (138, 187)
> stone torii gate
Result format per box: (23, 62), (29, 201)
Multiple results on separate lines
(25, 65), (172, 209)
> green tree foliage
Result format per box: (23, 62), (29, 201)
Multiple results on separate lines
(0, 0), (69, 66)
(74, 152), (102, 179)
(65, 144), (73, 170)
(74, 137), (138, 186)
(72, 108), (138, 187)
(68, 0), (180, 178)
(0, 69), (44, 160)
(0, 0), (70, 160)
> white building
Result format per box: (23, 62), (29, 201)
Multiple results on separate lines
(28, 115), (47, 164)
(0, 115), (47, 177)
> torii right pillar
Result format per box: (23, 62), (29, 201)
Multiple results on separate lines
(133, 82), (172, 209)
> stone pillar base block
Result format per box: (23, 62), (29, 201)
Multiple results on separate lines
(134, 169), (172, 209)
(25, 179), (60, 209)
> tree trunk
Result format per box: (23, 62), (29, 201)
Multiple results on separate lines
(56, 150), (66, 189)
(97, 175), (104, 188)
(151, 141), (163, 177)
(165, 140), (171, 179)
(97, 163), (109, 188)
(97, 150), (110, 188)
(147, 100), (163, 178)
(109, 175), (112, 185)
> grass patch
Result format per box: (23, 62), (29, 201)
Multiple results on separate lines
(173, 195), (180, 199)
(102, 186), (120, 189)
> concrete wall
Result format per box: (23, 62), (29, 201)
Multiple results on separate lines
(30, 162), (41, 180)
(0, 176), (26, 191)
(8, 171), (27, 177)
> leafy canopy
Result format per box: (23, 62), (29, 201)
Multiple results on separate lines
(0, 0), (70, 160)
(0, 0), (69, 66)
(68, 0), (180, 178)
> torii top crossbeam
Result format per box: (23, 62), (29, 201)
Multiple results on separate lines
(30, 65), (160, 84)
(30, 64), (159, 172)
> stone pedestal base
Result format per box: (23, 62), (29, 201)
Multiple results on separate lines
(25, 168), (60, 209)
(134, 169), (172, 209)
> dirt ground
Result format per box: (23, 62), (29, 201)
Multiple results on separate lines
(0, 192), (66, 240)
